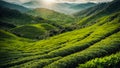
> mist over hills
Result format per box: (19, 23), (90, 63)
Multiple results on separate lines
(22, 1), (96, 14)
(2, 0), (97, 14)
(3, 0), (113, 4)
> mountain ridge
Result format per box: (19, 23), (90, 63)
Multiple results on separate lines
(22, 1), (96, 14)
(0, 0), (30, 12)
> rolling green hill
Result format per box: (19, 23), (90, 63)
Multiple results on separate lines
(11, 24), (59, 39)
(0, 6), (47, 26)
(0, 6), (65, 39)
(0, 0), (120, 68)
(27, 8), (75, 26)
(73, 0), (120, 27)
(26, 8), (78, 32)
(0, 6), (77, 39)
(11, 25), (46, 39)
(0, 9), (120, 68)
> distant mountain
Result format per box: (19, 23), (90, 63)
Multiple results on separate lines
(70, 2), (96, 9)
(0, 0), (30, 12)
(74, 0), (120, 17)
(0, 6), (57, 26)
(48, 2), (96, 14)
(22, 1), (96, 14)
(73, 3), (108, 17)
(73, 0), (120, 26)
(27, 8), (75, 26)
(22, 1), (41, 8)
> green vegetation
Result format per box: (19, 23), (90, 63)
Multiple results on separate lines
(0, 11), (120, 68)
(11, 25), (46, 39)
(0, 6), (47, 25)
(0, 6), (77, 39)
(27, 8), (75, 26)
(0, 0), (120, 68)
(78, 52), (120, 68)
(0, 29), (17, 39)
(11, 24), (59, 39)
(74, 0), (120, 27)
(0, 21), (16, 31)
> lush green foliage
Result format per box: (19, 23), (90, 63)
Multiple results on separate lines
(0, 6), (78, 39)
(74, 0), (120, 27)
(0, 11), (120, 68)
(0, 30), (17, 39)
(27, 8), (75, 26)
(0, 0), (120, 68)
(11, 25), (46, 39)
(10, 24), (59, 39)
(0, 6), (48, 26)
(78, 52), (120, 68)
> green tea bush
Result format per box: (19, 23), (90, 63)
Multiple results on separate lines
(78, 52), (120, 68)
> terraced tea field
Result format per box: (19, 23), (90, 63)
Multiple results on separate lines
(0, 11), (120, 68)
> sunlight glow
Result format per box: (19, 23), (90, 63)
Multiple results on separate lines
(43, 0), (56, 3)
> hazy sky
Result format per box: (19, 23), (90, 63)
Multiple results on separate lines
(3, 0), (113, 3)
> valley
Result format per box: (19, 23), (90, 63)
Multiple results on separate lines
(0, 0), (120, 68)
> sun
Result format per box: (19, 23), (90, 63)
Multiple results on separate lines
(44, 0), (55, 3)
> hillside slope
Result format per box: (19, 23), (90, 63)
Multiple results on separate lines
(0, 6), (77, 40)
(0, 6), (51, 26)
(73, 0), (120, 27)
(0, 6), (63, 39)
(0, 0), (120, 68)
(11, 24), (59, 39)
(0, 10), (120, 68)
(73, 3), (108, 17)
(27, 8), (75, 26)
